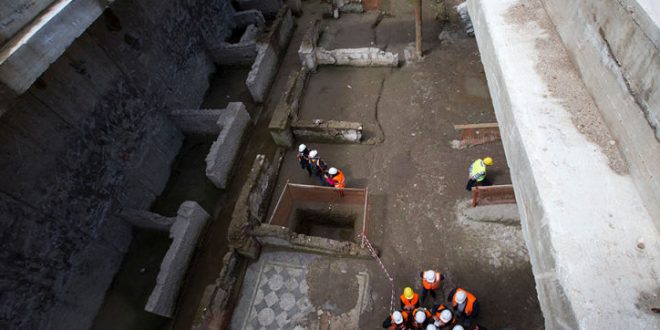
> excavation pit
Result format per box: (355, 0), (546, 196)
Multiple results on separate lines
(269, 183), (369, 245)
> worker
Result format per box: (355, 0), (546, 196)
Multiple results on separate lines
(297, 144), (312, 176)
(426, 325), (438, 330)
(325, 167), (346, 188)
(411, 307), (431, 329)
(447, 288), (479, 319)
(431, 304), (455, 328)
(382, 310), (409, 329)
(400, 287), (420, 312)
(465, 157), (493, 191)
(420, 270), (444, 301)
(452, 326), (464, 330)
(308, 150), (329, 185)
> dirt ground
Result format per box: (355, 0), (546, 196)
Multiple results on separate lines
(93, 1), (543, 329)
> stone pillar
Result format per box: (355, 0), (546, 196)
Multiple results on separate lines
(205, 102), (251, 189)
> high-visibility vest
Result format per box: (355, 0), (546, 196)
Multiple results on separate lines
(451, 288), (477, 316)
(388, 311), (408, 329)
(333, 170), (346, 188)
(422, 272), (441, 290)
(400, 293), (419, 310)
(412, 308), (431, 326)
(433, 304), (455, 327)
(469, 159), (487, 182)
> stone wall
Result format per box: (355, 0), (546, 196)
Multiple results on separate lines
(0, 0), (240, 328)
(291, 119), (363, 143)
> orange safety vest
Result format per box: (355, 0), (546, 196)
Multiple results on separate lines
(422, 271), (442, 290)
(388, 311), (408, 330)
(400, 293), (419, 310)
(333, 170), (346, 189)
(451, 288), (477, 316)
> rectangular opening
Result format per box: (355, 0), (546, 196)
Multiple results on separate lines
(293, 209), (356, 241)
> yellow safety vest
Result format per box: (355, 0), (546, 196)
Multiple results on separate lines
(469, 159), (486, 182)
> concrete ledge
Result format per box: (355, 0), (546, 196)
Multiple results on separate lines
(252, 224), (372, 258)
(542, 0), (660, 229)
(0, 0), (112, 94)
(145, 201), (210, 318)
(268, 66), (309, 147)
(169, 109), (224, 135)
(246, 6), (295, 103)
(468, 0), (659, 328)
(291, 119), (363, 143)
(205, 102), (251, 189)
(207, 10), (265, 66)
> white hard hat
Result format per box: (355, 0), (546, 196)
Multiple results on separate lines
(455, 290), (467, 303)
(440, 309), (452, 322)
(328, 167), (338, 175)
(309, 150), (318, 158)
(415, 310), (426, 323)
(424, 270), (436, 283)
(426, 324), (438, 330)
(452, 326), (464, 330)
(298, 144), (307, 152)
(392, 311), (404, 324)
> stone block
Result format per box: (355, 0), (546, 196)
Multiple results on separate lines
(205, 102), (251, 189)
(291, 120), (363, 143)
(145, 201), (210, 318)
(316, 47), (399, 66)
(170, 109), (224, 135)
(117, 209), (175, 232)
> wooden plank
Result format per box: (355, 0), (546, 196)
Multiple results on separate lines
(454, 122), (499, 130)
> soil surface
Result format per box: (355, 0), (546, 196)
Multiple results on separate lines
(93, 1), (544, 329)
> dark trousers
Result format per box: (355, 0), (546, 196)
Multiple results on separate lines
(466, 177), (491, 191)
(300, 160), (312, 176)
(421, 287), (436, 301)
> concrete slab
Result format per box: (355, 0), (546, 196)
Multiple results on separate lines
(468, 0), (660, 328)
(145, 201), (210, 318)
(205, 102), (252, 189)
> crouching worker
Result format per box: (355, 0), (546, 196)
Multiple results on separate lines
(382, 310), (409, 329)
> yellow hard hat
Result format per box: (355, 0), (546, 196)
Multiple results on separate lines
(403, 287), (414, 299)
(483, 157), (493, 166)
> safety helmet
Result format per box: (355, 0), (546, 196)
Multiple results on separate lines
(415, 310), (427, 323)
(426, 324), (437, 330)
(298, 144), (307, 152)
(403, 287), (414, 299)
(483, 156), (493, 166)
(309, 150), (318, 158)
(440, 309), (452, 322)
(455, 290), (467, 303)
(328, 167), (338, 175)
(452, 326), (464, 330)
(424, 270), (436, 283)
(392, 311), (404, 324)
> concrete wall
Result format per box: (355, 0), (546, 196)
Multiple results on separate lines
(0, 0), (240, 328)
(0, 0), (56, 45)
(542, 0), (660, 230)
(468, 0), (659, 328)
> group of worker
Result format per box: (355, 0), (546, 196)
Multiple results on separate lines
(296, 144), (346, 189)
(383, 270), (486, 330)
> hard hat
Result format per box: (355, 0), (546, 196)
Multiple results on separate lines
(298, 144), (307, 152)
(328, 167), (338, 175)
(426, 324), (438, 330)
(452, 326), (464, 330)
(440, 309), (452, 322)
(483, 156), (493, 166)
(403, 287), (414, 299)
(424, 270), (436, 283)
(415, 310), (427, 323)
(392, 311), (404, 324)
(309, 150), (318, 158)
(455, 290), (467, 303)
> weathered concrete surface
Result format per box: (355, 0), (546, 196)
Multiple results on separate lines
(291, 119), (363, 143)
(207, 10), (265, 66)
(0, 0), (56, 45)
(542, 0), (660, 230)
(0, 0), (113, 96)
(118, 208), (176, 231)
(246, 6), (295, 103)
(170, 109), (224, 135)
(468, 0), (660, 328)
(268, 67), (309, 147)
(206, 102), (251, 189)
(145, 201), (210, 318)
